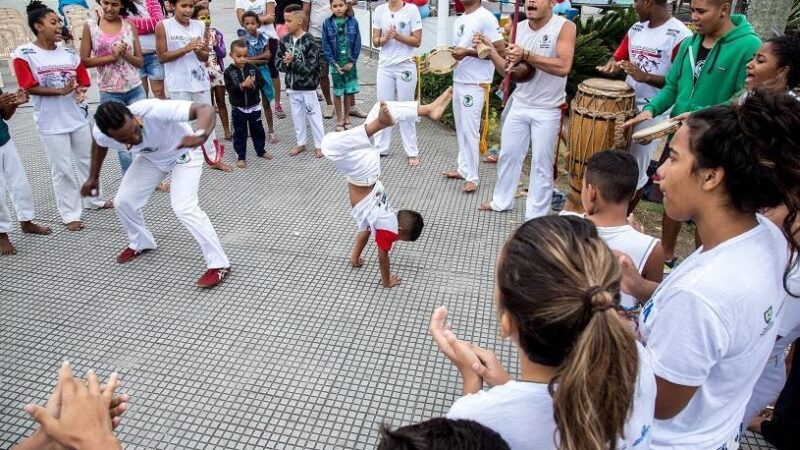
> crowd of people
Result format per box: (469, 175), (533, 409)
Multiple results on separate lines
(3, 0), (800, 448)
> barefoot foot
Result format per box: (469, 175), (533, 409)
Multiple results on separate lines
(478, 201), (494, 211)
(156, 182), (171, 192)
(65, 221), (85, 231)
(269, 133), (279, 144)
(289, 145), (305, 156)
(442, 169), (464, 179)
(236, 160), (246, 169)
(258, 152), (274, 160)
(462, 181), (477, 193)
(314, 148), (323, 158)
(377, 101), (395, 127)
(101, 199), (114, 209)
(20, 221), (52, 235)
(408, 157), (420, 167)
(0, 233), (16, 255)
(212, 161), (234, 172)
(426, 87), (453, 121)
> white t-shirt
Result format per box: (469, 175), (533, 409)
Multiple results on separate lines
(92, 99), (201, 172)
(12, 43), (90, 135)
(452, 7), (501, 84)
(373, 3), (422, 68)
(303, 0), (331, 39)
(236, 0), (278, 40)
(511, 15), (568, 109)
(350, 180), (399, 252)
(162, 18), (210, 93)
(447, 343), (656, 450)
(614, 17), (691, 105)
(639, 215), (787, 449)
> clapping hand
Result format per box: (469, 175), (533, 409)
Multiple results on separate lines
(111, 42), (127, 60)
(60, 78), (77, 96)
(241, 75), (256, 89)
(596, 59), (621, 75)
(74, 86), (88, 104)
(505, 43), (524, 65)
(282, 51), (294, 65)
(619, 60), (647, 82)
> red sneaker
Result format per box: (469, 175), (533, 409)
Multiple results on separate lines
(197, 266), (232, 288)
(116, 247), (150, 264)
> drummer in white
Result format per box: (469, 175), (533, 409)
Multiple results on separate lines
(442, 0), (504, 193)
(477, 0), (575, 218)
(372, 0), (423, 165)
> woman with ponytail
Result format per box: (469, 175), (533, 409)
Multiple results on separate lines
(620, 89), (800, 449)
(430, 215), (656, 450)
(13, 0), (112, 232)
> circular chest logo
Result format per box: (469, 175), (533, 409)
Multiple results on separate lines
(457, 24), (465, 37)
(463, 94), (474, 107)
(401, 70), (412, 82)
(175, 152), (191, 164)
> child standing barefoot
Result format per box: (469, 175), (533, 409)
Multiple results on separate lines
(276, 4), (325, 157)
(322, 0), (360, 132)
(225, 40), (271, 168)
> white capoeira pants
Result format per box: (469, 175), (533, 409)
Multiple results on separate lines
(322, 101), (419, 185)
(630, 104), (667, 190)
(288, 90), (325, 148)
(452, 82), (485, 185)
(169, 90), (218, 155)
(375, 61), (419, 157)
(0, 139), (36, 233)
(39, 123), (106, 223)
(113, 150), (230, 269)
(489, 103), (561, 220)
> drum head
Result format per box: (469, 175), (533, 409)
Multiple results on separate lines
(632, 120), (681, 142)
(582, 78), (632, 93)
(427, 46), (457, 75)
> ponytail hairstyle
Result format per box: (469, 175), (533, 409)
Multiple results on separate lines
(766, 32), (800, 89)
(94, 101), (134, 135)
(496, 215), (639, 450)
(26, 0), (55, 35)
(685, 89), (800, 294)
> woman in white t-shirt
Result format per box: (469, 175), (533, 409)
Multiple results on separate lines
(620, 90), (800, 449)
(430, 215), (656, 450)
(236, 0), (284, 118)
(13, 1), (111, 232)
(371, 0), (422, 165)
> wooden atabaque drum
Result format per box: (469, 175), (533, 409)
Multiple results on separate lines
(565, 78), (637, 212)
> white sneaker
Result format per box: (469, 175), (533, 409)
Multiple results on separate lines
(323, 105), (335, 119)
(349, 105), (368, 118)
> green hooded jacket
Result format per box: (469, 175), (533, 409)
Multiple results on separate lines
(643, 14), (761, 117)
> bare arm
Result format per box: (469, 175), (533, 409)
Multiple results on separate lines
(371, 27), (382, 48)
(188, 102), (216, 137)
(655, 376), (699, 420)
(521, 20), (575, 77)
(394, 29), (421, 48)
(377, 248), (398, 287)
(0, 92), (22, 120)
(350, 230), (370, 266)
(303, 2), (311, 32)
(641, 242), (665, 285)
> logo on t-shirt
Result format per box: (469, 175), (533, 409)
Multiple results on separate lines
(139, 146), (157, 153)
(401, 70), (412, 82)
(463, 94), (473, 107)
(457, 24), (465, 37)
(175, 152), (191, 164)
(399, 21), (407, 30)
(539, 34), (552, 49)
(760, 305), (775, 336)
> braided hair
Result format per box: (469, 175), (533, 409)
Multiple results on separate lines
(94, 101), (134, 135)
(26, 0), (55, 35)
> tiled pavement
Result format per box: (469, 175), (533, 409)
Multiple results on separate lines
(0, 1), (778, 448)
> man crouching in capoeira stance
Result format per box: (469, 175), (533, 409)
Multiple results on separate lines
(81, 100), (231, 288)
(321, 88), (451, 288)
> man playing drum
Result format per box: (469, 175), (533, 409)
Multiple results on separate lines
(476, 0), (575, 219)
(597, 0), (690, 210)
(442, 0), (504, 193)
